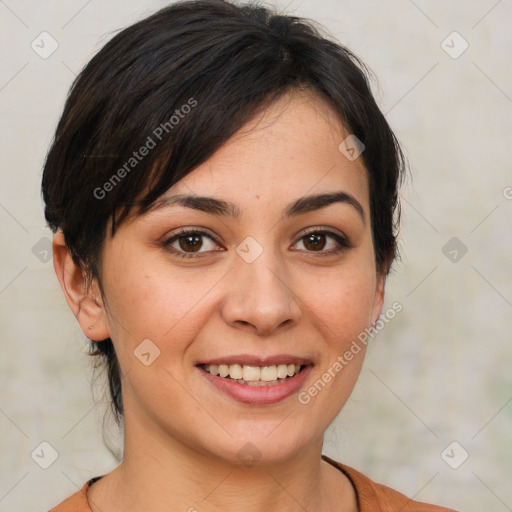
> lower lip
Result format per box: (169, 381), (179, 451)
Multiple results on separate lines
(198, 364), (313, 405)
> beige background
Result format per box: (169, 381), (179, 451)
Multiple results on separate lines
(1, 1), (511, 510)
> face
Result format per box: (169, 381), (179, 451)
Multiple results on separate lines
(81, 90), (386, 466)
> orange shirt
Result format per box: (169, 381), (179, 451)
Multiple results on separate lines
(49, 454), (457, 511)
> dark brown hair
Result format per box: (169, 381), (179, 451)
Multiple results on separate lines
(41, 0), (406, 423)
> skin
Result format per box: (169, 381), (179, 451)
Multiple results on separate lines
(53, 90), (388, 512)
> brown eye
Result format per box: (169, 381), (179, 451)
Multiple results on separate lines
(179, 233), (203, 252)
(163, 229), (221, 258)
(303, 232), (327, 251)
(294, 229), (349, 254)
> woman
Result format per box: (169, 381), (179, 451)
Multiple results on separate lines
(43, 1), (456, 510)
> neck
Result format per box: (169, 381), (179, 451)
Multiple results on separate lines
(87, 411), (354, 512)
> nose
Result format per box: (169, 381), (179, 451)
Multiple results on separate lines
(220, 245), (302, 336)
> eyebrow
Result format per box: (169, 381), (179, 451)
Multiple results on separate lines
(150, 191), (366, 224)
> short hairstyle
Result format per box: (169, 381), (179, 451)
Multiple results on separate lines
(41, 0), (406, 422)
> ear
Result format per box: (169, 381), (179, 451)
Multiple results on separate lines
(370, 271), (387, 325)
(370, 250), (394, 325)
(52, 230), (110, 341)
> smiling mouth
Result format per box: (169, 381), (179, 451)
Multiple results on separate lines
(199, 363), (310, 386)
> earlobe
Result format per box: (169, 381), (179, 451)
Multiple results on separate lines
(52, 230), (110, 341)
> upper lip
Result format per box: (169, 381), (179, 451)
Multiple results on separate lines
(197, 354), (313, 367)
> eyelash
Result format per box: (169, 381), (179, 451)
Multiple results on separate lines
(162, 227), (350, 259)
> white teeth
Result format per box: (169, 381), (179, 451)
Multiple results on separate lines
(243, 365), (261, 381)
(229, 363), (243, 380)
(260, 366), (277, 382)
(203, 363), (304, 381)
(277, 364), (289, 379)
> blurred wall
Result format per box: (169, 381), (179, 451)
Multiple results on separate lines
(0, 1), (510, 510)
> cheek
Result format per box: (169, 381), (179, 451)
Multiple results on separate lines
(293, 266), (375, 431)
(101, 251), (223, 358)
(304, 262), (377, 344)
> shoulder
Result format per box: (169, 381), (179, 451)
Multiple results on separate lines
(322, 455), (457, 512)
(48, 478), (96, 512)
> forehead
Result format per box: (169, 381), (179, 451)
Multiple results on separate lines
(162, 90), (369, 208)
